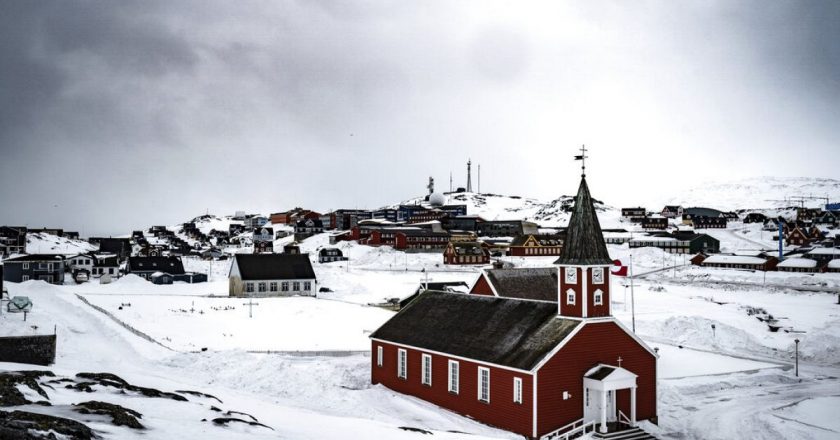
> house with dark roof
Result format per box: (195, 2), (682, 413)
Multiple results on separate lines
(507, 234), (565, 257)
(2, 254), (65, 284)
(620, 207), (646, 222)
(228, 253), (316, 297)
(469, 267), (557, 302)
(629, 231), (720, 254)
(641, 217), (668, 230)
(443, 241), (489, 265)
(126, 256), (186, 280)
(0, 226), (27, 257)
(294, 218), (324, 241)
(371, 174), (658, 439)
(252, 226), (274, 254)
(318, 248), (348, 263)
(660, 205), (683, 218)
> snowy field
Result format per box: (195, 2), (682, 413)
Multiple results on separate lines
(2, 227), (840, 439)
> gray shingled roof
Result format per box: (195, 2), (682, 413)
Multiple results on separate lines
(370, 291), (581, 370)
(233, 254), (316, 280)
(554, 177), (613, 266)
(484, 268), (557, 302)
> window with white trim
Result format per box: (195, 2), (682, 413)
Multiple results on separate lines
(566, 288), (576, 305)
(421, 354), (432, 386)
(22, 275), (29, 282)
(22, 263), (29, 270)
(594, 289), (603, 305)
(397, 349), (407, 379)
(377, 346), (383, 367)
(245, 282), (254, 293)
(477, 367), (490, 403)
(565, 267), (577, 284)
(448, 360), (459, 394)
(258, 282), (267, 292)
(513, 377), (523, 404)
(592, 267), (604, 284)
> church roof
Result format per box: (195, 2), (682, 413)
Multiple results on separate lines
(371, 291), (581, 370)
(554, 177), (613, 266)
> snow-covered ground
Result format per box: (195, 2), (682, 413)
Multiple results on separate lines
(3, 221), (840, 439)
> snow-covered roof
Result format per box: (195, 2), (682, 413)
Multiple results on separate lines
(702, 255), (767, 265)
(631, 236), (676, 242)
(778, 258), (817, 268)
(828, 259), (840, 268)
(806, 248), (840, 256)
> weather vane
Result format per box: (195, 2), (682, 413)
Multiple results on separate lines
(574, 144), (588, 177)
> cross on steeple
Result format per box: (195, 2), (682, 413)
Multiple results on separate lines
(574, 145), (588, 177)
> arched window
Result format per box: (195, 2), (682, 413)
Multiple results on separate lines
(566, 288), (576, 305)
(594, 289), (603, 306)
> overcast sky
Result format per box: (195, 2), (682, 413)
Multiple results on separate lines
(1, 0), (838, 236)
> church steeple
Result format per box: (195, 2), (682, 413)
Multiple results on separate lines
(555, 150), (613, 319)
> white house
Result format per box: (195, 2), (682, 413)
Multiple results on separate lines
(228, 253), (317, 297)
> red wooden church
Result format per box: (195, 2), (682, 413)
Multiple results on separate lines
(370, 174), (658, 439)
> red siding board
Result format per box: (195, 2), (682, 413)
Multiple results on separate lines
(536, 321), (656, 437)
(469, 274), (495, 296)
(372, 341), (534, 437)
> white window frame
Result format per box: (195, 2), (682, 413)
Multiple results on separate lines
(421, 354), (432, 386)
(592, 267), (604, 284)
(477, 366), (490, 403)
(513, 377), (523, 404)
(281, 282), (289, 292)
(594, 289), (604, 306)
(245, 282), (254, 293)
(565, 267), (577, 284)
(566, 288), (576, 305)
(22, 275), (29, 282)
(448, 360), (459, 394)
(377, 346), (383, 367)
(270, 282), (278, 292)
(397, 349), (407, 379)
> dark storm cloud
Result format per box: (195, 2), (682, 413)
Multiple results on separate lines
(0, 1), (838, 236)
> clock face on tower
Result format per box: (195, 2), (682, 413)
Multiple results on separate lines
(592, 267), (604, 284)
(565, 268), (577, 284)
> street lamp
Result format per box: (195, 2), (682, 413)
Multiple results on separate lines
(711, 323), (716, 338)
(794, 338), (800, 377)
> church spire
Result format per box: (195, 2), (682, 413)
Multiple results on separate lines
(554, 155), (611, 266)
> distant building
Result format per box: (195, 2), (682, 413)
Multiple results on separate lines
(294, 219), (324, 241)
(694, 254), (778, 271)
(507, 234), (565, 257)
(1, 254), (65, 284)
(476, 220), (539, 238)
(244, 215), (269, 230)
(629, 232), (720, 254)
(443, 241), (489, 265)
(786, 227), (813, 246)
(641, 217), (668, 230)
(661, 205), (684, 218)
(0, 226), (27, 257)
(252, 227), (274, 254)
(88, 237), (132, 261)
(743, 213), (767, 224)
(126, 256), (186, 281)
(777, 257), (820, 273)
(329, 209), (373, 230)
(318, 248), (348, 263)
(689, 216), (727, 229)
(228, 253), (316, 297)
(621, 207), (647, 222)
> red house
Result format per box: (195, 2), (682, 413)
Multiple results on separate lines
(371, 176), (658, 439)
(507, 234), (565, 257)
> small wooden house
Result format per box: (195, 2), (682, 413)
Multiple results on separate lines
(507, 234), (565, 257)
(443, 242), (489, 265)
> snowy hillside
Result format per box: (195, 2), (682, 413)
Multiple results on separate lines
(394, 192), (618, 228)
(24, 232), (98, 255)
(653, 177), (840, 211)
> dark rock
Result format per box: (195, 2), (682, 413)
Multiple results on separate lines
(0, 409), (95, 440)
(0, 371), (54, 407)
(212, 417), (273, 430)
(175, 390), (223, 403)
(225, 410), (257, 422)
(399, 426), (433, 434)
(210, 406), (222, 412)
(73, 401), (144, 430)
(74, 373), (187, 401)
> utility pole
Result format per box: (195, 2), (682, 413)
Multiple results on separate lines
(630, 252), (636, 333)
(478, 164), (481, 194)
(794, 338), (800, 377)
(466, 159), (472, 192)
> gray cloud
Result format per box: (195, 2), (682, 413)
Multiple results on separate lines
(1, 0), (838, 236)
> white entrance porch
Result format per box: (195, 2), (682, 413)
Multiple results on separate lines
(583, 364), (638, 434)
